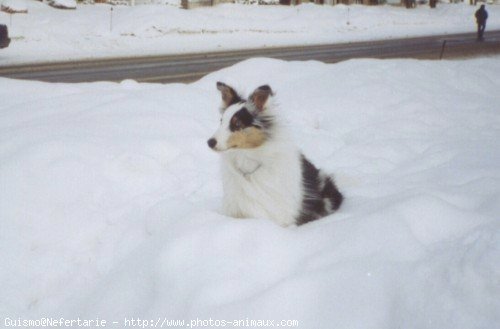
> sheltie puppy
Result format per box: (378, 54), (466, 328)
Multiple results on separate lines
(207, 82), (342, 227)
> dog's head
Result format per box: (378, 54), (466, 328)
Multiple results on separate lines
(207, 82), (275, 152)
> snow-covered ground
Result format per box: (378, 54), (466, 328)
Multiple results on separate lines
(1, 2), (500, 65)
(1, 57), (499, 328)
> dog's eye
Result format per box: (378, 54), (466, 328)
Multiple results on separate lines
(231, 117), (243, 130)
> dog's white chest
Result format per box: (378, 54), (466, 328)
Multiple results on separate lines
(221, 150), (302, 227)
(231, 157), (262, 179)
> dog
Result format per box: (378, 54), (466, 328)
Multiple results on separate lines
(207, 82), (343, 227)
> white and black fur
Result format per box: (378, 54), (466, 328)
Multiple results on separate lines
(208, 82), (343, 227)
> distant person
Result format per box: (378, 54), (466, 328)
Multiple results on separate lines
(475, 5), (488, 41)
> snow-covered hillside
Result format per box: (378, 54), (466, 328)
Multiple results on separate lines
(1, 2), (500, 65)
(1, 57), (499, 328)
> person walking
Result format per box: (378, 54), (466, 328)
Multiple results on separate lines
(475, 4), (488, 41)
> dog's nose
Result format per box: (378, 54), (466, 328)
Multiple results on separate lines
(207, 138), (217, 149)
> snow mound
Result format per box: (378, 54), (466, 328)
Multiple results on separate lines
(46, 0), (76, 10)
(1, 58), (499, 328)
(1, 0), (28, 13)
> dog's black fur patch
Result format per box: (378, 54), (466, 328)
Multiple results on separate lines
(297, 155), (343, 225)
(228, 105), (275, 137)
(230, 108), (254, 132)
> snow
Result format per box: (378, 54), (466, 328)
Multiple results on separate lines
(1, 57), (499, 328)
(1, 2), (500, 65)
(46, 0), (77, 10)
(0, 0), (28, 13)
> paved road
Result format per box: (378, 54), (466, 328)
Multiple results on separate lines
(1, 30), (499, 84)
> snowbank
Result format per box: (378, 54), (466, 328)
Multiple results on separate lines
(46, 0), (77, 10)
(1, 0), (28, 13)
(1, 3), (500, 65)
(1, 57), (499, 328)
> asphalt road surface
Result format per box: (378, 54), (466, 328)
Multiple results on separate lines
(1, 30), (499, 84)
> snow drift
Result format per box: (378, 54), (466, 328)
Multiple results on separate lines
(1, 57), (499, 328)
(1, 0), (28, 14)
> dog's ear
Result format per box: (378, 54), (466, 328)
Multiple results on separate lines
(250, 85), (273, 113)
(217, 82), (241, 111)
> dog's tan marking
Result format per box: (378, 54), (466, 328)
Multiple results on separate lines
(228, 127), (266, 149)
